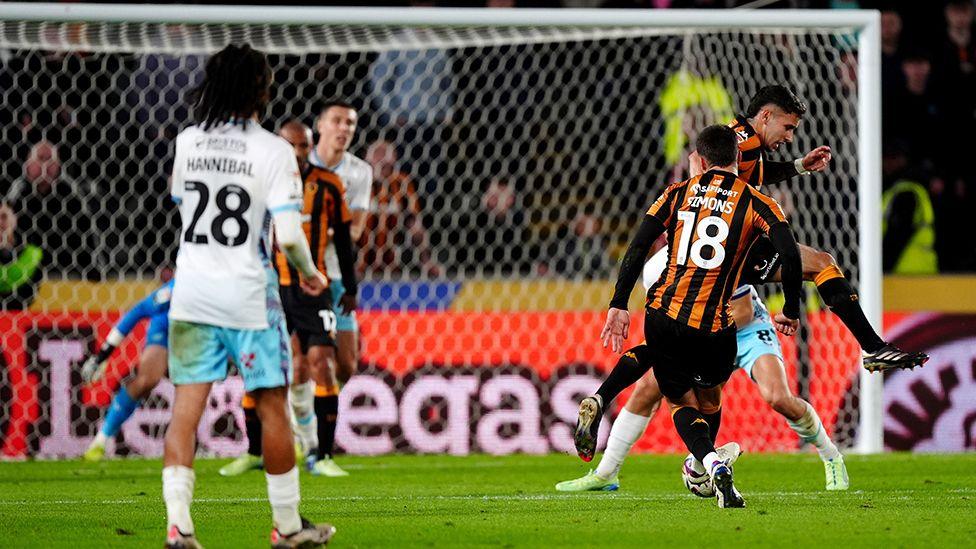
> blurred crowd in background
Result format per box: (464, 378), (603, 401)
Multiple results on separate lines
(0, 0), (971, 310)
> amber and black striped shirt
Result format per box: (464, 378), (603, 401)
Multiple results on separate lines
(729, 116), (765, 189)
(274, 165), (351, 287)
(644, 169), (788, 332)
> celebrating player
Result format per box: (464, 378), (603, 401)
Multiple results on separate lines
(80, 278), (172, 461)
(578, 125), (805, 508)
(712, 85), (926, 371)
(557, 248), (848, 494)
(163, 44), (334, 547)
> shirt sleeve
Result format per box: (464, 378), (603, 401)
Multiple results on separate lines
(646, 181), (683, 226)
(748, 188), (788, 233)
(170, 136), (185, 204)
(348, 162), (372, 212)
(266, 140), (304, 214)
(338, 183), (353, 224)
(609, 215), (667, 310)
(115, 287), (164, 337)
(764, 160), (800, 185)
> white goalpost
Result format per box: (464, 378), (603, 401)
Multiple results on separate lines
(0, 3), (883, 456)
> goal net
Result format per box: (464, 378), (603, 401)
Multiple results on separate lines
(0, 6), (880, 458)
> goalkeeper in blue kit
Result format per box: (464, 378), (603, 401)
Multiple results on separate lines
(82, 280), (173, 460)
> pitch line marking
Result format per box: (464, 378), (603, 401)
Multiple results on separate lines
(1, 488), (973, 506)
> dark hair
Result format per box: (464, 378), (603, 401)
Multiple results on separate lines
(695, 125), (738, 168)
(190, 43), (272, 130)
(902, 47), (932, 63)
(277, 118), (310, 133)
(744, 85), (807, 118)
(318, 99), (357, 117)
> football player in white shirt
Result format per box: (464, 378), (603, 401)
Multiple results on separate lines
(312, 100), (371, 385)
(163, 44), (335, 548)
(555, 246), (848, 495)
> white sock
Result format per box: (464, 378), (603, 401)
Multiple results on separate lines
(595, 409), (651, 479)
(162, 465), (195, 534)
(92, 430), (108, 447)
(290, 381), (317, 448)
(703, 451), (723, 473)
(266, 467), (302, 535)
(290, 381), (314, 419)
(786, 400), (841, 461)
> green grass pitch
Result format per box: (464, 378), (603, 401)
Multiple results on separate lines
(1, 453), (974, 547)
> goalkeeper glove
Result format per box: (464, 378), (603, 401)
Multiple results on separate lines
(81, 337), (118, 383)
(81, 355), (109, 384)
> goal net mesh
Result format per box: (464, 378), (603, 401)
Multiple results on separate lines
(0, 16), (866, 458)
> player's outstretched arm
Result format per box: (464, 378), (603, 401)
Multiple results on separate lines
(765, 146), (832, 185)
(605, 215), (666, 352)
(80, 291), (159, 383)
(274, 209), (327, 296)
(81, 330), (124, 384)
(799, 146), (831, 173)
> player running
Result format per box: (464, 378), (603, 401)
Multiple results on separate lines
(163, 44), (334, 548)
(81, 278), (172, 461)
(557, 248), (848, 494)
(710, 85), (926, 372)
(578, 125), (805, 508)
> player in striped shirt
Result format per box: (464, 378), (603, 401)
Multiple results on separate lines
(714, 85), (927, 371)
(577, 125), (805, 508)
(557, 250), (848, 495)
(221, 120), (320, 478)
(275, 104), (359, 478)
(223, 105), (367, 479)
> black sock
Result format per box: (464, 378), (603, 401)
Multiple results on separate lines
(595, 350), (649, 408)
(672, 406), (715, 464)
(315, 394), (339, 461)
(703, 408), (722, 444)
(244, 406), (262, 457)
(816, 277), (885, 353)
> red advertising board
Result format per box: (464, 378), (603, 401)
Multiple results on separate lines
(1, 310), (970, 458)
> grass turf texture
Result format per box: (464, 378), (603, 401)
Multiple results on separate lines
(1, 453), (974, 547)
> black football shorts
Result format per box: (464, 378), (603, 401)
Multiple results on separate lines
(279, 284), (337, 353)
(739, 234), (781, 285)
(642, 307), (737, 402)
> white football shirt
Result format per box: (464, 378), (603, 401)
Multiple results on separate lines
(170, 121), (303, 330)
(311, 151), (372, 282)
(642, 246), (670, 291)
